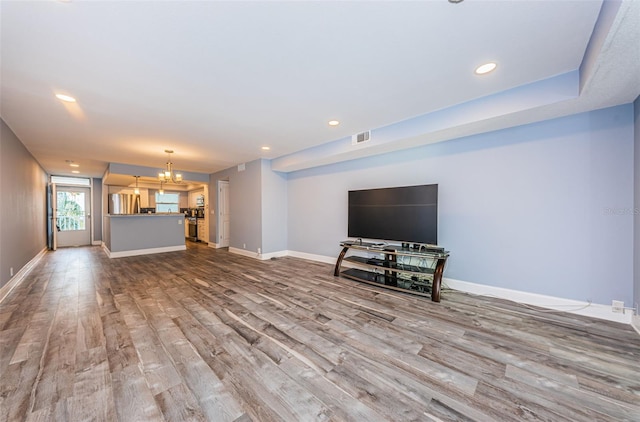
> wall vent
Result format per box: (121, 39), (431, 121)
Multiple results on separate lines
(352, 130), (371, 145)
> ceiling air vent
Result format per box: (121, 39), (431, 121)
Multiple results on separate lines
(352, 130), (371, 145)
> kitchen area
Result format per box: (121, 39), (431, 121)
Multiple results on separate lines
(184, 190), (208, 243)
(102, 163), (210, 258)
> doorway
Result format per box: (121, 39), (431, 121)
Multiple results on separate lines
(55, 186), (91, 247)
(218, 180), (230, 247)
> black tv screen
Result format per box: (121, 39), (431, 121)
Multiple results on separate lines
(348, 184), (438, 245)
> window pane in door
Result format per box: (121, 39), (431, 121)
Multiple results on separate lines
(56, 191), (86, 231)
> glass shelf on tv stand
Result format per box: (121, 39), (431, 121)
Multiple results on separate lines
(334, 241), (450, 302)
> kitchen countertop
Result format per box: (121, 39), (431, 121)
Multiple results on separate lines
(106, 213), (184, 217)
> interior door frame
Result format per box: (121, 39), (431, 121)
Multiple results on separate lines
(217, 180), (230, 248)
(50, 183), (57, 250)
(51, 180), (94, 249)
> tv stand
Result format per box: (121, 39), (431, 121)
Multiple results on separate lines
(334, 241), (449, 302)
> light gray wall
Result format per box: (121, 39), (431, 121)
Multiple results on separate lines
(287, 105), (635, 306)
(261, 160), (288, 254)
(0, 119), (48, 289)
(210, 160), (262, 252)
(634, 95), (640, 314)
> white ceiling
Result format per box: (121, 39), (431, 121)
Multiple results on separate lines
(1, 0), (639, 180)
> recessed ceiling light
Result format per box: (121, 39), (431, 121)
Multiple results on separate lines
(69, 163), (79, 167)
(71, 170), (80, 174)
(328, 120), (340, 126)
(475, 62), (497, 75)
(261, 146), (271, 151)
(55, 93), (77, 103)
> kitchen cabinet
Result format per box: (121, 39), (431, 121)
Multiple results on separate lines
(197, 219), (207, 243)
(188, 189), (205, 208)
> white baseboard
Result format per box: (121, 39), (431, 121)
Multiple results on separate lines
(228, 247), (289, 261)
(91, 240), (102, 246)
(443, 277), (633, 325)
(0, 247), (47, 304)
(229, 247), (259, 259)
(103, 245), (187, 258)
(209, 242), (234, 249)
(229, 248), (335, 263)
(286, 250), (337, 265)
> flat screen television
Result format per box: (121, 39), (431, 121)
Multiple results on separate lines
(348, 184), (438, 245)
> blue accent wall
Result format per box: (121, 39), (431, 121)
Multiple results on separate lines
(287, 105), (635, 306)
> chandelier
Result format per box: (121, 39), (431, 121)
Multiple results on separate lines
(133, 176), (140, 195)
(158, 149), (183, 183)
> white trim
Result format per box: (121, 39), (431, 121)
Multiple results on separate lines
(443, 277), (633, 324)
(228, 247), (254, 258)
(103, 244), (186, 258)
(286, 250), (336, 265)
(0, 248), (47, 304)
(228, 247), (288, 261)
(92, 240), (102, 246)
(258, 250), (288, 261)
(208, 242), (222, 249)
(229, 247), (262, 259)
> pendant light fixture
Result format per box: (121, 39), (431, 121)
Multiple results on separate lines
(158, 149), (183, 183)
(158, 181), (164, 195)
(133, 176), (140, 195)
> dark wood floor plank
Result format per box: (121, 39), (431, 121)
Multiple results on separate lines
(1, 244), (639, 422)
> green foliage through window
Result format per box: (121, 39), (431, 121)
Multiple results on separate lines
(56, 192), (86, 231)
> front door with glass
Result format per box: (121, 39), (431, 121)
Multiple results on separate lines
(56, 186), (91, 247)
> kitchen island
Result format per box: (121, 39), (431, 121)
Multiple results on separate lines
(103, 213), (186, 258)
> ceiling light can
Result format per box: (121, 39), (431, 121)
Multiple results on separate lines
(475, 62), (497, 75)
(55, 93), (77, 102)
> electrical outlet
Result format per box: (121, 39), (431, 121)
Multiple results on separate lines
(243, 243), (246, 249)
(10, 267), (13, 277)
(258, 248), (261, 254)
(612, 300), (624, 313)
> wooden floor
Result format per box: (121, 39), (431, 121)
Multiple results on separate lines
(1, 244), (639, 422)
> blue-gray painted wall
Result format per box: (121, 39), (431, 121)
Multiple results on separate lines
(0, 119), (48, 289)
(107, 215), (185, 253)
(286, 105), (635, 306)
(261, 160), (288, 254)
(209, 159), (288, 254)
(210, 160), (262, 253)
